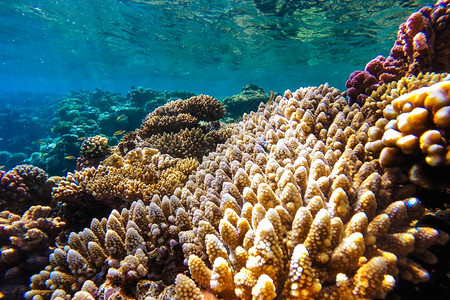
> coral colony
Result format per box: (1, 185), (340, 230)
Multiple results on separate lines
(1, 0), (449, 299)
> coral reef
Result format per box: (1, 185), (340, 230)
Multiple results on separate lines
(346, 0), (450, 105)
(222, 84), (271, 122)
(136, 94), (225, 138)
(366, 79), (450, 191)
(0, 165), (51, 214)
(0, 206), (65, 300)
(148, 126), (234, 160)
(25, 84), (449, 300)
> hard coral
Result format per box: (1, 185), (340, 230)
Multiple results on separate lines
(136, 94), (225, 139)
(346, 0), (450, 105)
(77, 135), (111, 170)
(175, 84), (448, 299)
(116, 94), (229, 160)
(0, 206), (65, 300)
(0, 165), (50, 214)
(366, 79), (450, 190)
(25, 84), (449, 300)
(53, 148), (198, 211)
(25, 199), (187, 299)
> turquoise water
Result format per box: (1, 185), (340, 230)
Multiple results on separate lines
(1, 0), (430, 96)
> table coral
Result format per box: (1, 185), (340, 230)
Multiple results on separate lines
(116, 94), (229, 160)
(0, 206), (65, 300)
(346, 0), (450, 105)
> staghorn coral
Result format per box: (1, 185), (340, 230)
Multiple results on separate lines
(175, 84), (448, 299)
(366, 80), (450, 190)
(0, 206), (65, 300)
(346, 0), (450, 105)
(0, 165), (50, 214)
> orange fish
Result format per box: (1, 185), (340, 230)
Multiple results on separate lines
(64, 156), (76, 160)
(0, 166), (5, 169)
(114, 130), (126, 136)
(33, 140), (45, 145)
(77, 136), (86, 141)
(117, 115), (126, 121)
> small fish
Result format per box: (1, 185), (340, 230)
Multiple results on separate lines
(77, 136), (86, 141)
(114, 130), (126, 136)
(0, 166), (5, 169)
(64, 156), (76, 160)
(33, 140), (45, 145)
(117, 115), (126, 121)
(267, 90), (275, 105)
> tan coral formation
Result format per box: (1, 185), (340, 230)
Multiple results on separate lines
(366, 78), (450, 189)
(53, 147), (198, 208)
(177, 84), (448, 299)
(116, 94), (230, 159)
(25, 199), (189, 299)
(26, 84), (449, 300)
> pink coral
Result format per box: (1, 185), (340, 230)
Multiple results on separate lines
(346, 0), (450, 105)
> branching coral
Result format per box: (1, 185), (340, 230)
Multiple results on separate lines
(25, 199), (189, 299)
(346, 0), (450, 105)
(0, 206), (65, 300)
(362, 72), (450, 121)
(148, 126), (234, 160)
(116, 94), (230, 160)
(53, 148), (199, 211)
(175, 84), (448, 299)
(136, 94), (225, 139)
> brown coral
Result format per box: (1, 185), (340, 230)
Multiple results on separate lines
(148, 126), (234, 159)
(77, 135), (111, 170)
(0, 206), (65, 300)
(53, 148), (198, 215)
(136, 94), (225, 139)
(25, 199), (188, 299)
(0, 165), (50, 214)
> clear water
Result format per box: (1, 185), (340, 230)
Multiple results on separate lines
(0, 0), (431, 97)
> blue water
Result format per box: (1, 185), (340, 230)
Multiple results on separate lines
(0, 0), (432, 173)
(1, 0), (430, 96)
